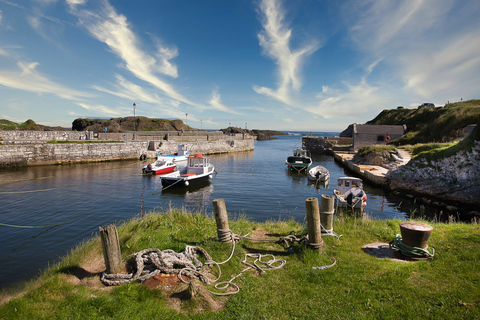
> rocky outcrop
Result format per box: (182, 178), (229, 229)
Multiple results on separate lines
(72, 117), (188, 133)
(220, 127), (286, 141)
(386, 142), (480, 207)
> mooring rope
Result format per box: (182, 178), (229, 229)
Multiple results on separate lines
(101, 246), (213, 286)
(217, 228), (337, 272)
(101, 227), (338, 294)
(389, 234), (435, 258)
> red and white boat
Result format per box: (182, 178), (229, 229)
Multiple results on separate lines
(142, 160), (176, 175)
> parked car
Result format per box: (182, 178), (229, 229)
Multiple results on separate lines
(418, 103), (435, 108)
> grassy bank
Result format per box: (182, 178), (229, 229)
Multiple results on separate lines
(1, 209), (479, 319)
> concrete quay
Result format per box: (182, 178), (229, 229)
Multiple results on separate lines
(333, 152), (389, 186)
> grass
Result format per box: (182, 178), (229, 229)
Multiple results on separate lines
(1, 209), (479, 319)
(358, 145), (396, 157)
(368, 99), (480, 145)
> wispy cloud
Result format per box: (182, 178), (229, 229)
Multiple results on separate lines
(92, 74), (166, 105)
(314, 79), (387, 119)
(344, 0), (480, 101)
(254, 0), (319, 105)
(77, 102), (124, 116)
(67, 0), (200, 108)
(0, 60), (92, 100)
(208, 88), (242, 114)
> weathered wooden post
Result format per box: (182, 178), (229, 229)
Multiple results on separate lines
(99, 224), (123, 274)
(320, 194), (335, 234)
(213, 199), (231, 242)
(305, 197), (323, 253)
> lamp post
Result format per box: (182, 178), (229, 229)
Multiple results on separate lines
(133, 103), (136, 140)
(185, 113), (188, 129)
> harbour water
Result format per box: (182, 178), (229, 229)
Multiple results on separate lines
(0, 132), (413, 288)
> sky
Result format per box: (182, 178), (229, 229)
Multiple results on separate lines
(0, 0), (479, 132)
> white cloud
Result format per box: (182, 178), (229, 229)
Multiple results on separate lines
(77, 102), (124, 116)
(92, 74), (165, 105)
(344, 0), (480, 101)
(254, 0), (319, 105)
(68, 0), (201, 108)
(311, 79), (386, 120)
(0, 60), (92, 100)
(208, 89), (242, 114)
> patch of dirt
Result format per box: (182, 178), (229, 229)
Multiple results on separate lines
(362, 242), (409, 262)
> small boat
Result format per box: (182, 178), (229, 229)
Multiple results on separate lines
(307, 165), (330, 182)
(142, 160), (176, 175)
(333, 177), (367, 209)
(286, 148), (312, 173)
(160, 153), (215, 188)
(156, 144), (190, 163)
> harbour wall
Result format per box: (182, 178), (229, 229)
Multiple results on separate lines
(0, 132), (254, 167)
(302, 136), (353, 153)
(0, 130), (227, 143)
(332, 152), (388, 186)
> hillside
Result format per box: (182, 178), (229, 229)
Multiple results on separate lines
(72, 117), (192, 133)
(366, 99), (480, 144)
(0, 119), (69, 131)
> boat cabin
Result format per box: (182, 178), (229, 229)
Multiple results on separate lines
(336, 177), (363, 195)
(186, 153), (211, 175)
(293, 148), (309, 158)
(177, 144), (189, 156)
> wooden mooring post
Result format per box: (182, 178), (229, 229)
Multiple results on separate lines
(213, 198), (231, 242)
(99, 224), (123, 274)
(320, 194), (335, 233)
(305, 197), (324, 253)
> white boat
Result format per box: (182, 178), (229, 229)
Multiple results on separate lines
(333, 177), (367, 209)
(307, 165), (330, 182)
(156, 144), (190, 163)
(160, 153), (215, 188)
(286, 148), (312, 173)
(142, 160), (176, 175)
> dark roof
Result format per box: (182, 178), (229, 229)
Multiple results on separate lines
(354, 124), (405, 135)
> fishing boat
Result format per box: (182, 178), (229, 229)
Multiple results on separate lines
(142, 160), (176, 175)
(307, 165), (330, 182)
(160, 153), (215, 188)
(156, 144), (190, 163)
(286, 148), (312, 172)
(333, 177), (367, 209)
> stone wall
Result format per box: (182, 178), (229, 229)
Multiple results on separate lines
(0, 130), (227, 143)
(0, 130), (92, 142)
(303, 136), (353, 153)
(0, 138), (255, 167)
(0, 142), (148, 167)
(352, 124), (406, 150)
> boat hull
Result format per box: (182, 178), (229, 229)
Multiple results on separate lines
(286, 155), (312, 172)
(161, 170), (214, 188)
(151, 166), (176, 175)
(307, 165), (330, 181)
(142, 163), (176, 175)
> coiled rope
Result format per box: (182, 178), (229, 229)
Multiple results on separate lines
(389, 234), (435, 258)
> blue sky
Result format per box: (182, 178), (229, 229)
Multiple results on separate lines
(1, 0), (479, 132)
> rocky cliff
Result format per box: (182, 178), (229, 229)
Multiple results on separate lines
(386, 141), (480, 207)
